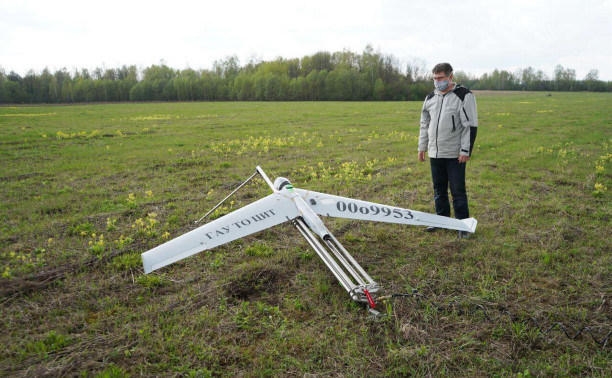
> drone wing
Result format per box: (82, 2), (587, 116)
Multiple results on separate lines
(294, 188), (477, 233)
(142, 193), (299, 273)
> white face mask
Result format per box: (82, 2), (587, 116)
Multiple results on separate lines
(434, 79), (450, 91)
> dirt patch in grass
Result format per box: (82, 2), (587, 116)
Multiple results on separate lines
(0, 172), (42, 182)
(225, 264), (288, 300)
(531, 181), (554, 194)
(440, 240), (467, 255)
(0, 248), (140, 298)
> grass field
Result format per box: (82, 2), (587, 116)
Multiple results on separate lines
(1, 92), (611, 376)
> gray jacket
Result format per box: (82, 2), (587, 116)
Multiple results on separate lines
(418, 85), (478, 158)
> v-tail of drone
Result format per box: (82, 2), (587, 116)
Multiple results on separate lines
(141, 166), (477, 310)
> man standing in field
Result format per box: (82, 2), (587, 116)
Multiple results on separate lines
(418, 63), (478, 238)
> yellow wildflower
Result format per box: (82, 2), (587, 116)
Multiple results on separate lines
(593, 183), (607, 194)
(2, 267), (11, 278)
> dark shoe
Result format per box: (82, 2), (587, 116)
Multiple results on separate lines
(458, 231), (470, 239)
(426, 227), (438, 232)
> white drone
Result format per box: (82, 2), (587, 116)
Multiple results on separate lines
(142, 166), (477, 309)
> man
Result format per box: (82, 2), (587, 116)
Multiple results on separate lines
(418, 63), (478, 238)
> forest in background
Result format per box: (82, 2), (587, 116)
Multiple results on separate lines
(1, 46), (610, 104)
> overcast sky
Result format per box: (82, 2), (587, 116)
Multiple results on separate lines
(1, 0), (611, 80)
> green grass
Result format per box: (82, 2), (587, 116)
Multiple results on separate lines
(1, 92), (611, 376)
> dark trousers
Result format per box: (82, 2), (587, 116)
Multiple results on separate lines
(430, 158), (469, 219)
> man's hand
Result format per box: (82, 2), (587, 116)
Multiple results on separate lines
(458, 155), (470, 163)
(418, 151), (426, 162)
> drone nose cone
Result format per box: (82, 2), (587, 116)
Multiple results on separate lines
(273, 177), (292, 191)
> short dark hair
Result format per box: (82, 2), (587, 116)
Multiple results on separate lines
(432, 63), (453, 76)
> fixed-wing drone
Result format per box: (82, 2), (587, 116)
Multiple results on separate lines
(142, 166), (477, 309)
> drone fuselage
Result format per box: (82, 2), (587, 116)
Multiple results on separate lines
(272, 176), (379, 305)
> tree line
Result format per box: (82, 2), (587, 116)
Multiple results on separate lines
(1, 46), (610, 104)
